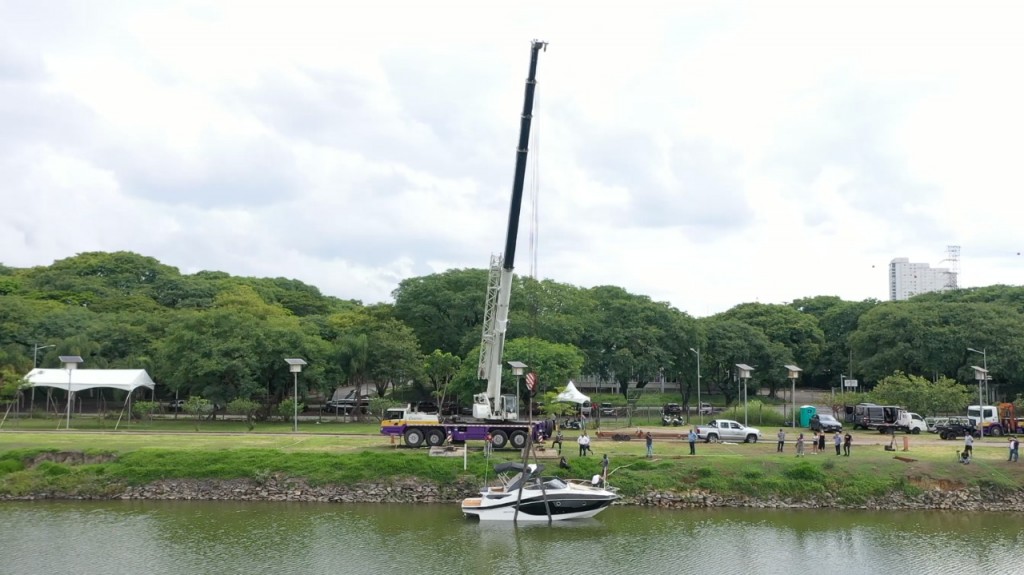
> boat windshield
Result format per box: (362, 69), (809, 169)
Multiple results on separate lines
(542, 478), (567, 490)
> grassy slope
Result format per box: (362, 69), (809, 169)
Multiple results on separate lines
(1, 422), (1021, 504)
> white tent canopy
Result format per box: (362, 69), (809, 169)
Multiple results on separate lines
(554, 380), (590, 404)
(23, 368), (156, 393)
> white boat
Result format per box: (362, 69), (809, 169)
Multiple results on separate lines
(461, 462), (619, 521)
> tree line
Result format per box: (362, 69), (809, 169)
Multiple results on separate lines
(1, 251), (1022, 415)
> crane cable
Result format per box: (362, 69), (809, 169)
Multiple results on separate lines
(526, 86), (541, 398)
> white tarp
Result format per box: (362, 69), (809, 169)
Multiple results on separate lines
(554, 380), (590, 404)
(23, 368), (156, 393)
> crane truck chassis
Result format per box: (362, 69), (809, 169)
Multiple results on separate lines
(380, 405), (553, 450)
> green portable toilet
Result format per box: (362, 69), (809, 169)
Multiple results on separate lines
(799, 405), (817, 428)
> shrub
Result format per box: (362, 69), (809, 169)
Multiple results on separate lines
(783, 462), (826, 482)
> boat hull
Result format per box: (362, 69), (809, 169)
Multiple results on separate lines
(462, 492), (616, 521)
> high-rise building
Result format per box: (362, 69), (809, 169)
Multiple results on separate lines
(889, 257), (955, 301)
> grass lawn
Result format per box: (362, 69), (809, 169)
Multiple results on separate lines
(1, 417), (1021, 503)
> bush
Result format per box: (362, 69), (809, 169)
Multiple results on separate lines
(132, 401), (160, 421)
(783, 462), (826, 482)
(0, 459), (24, 475)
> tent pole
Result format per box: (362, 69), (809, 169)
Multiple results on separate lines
(114, 392), (132, 431)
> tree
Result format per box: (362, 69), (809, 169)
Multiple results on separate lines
(391, 268), (489, 356)
(153, 286), (324, 409)
(184, 396), (212, 430)
(228, 398), (261, 430)
(423, 350), (462, 405)
(699, 316), (786, 406)
(445, 337), (586, 407)
(790, 296), (878, 386)
(720, 302), (824, 397)
(850, 301), (1024, 393)
(576, 286), (696, 397)
(329, 309), (424, 402)
(868, 371), (972, 416)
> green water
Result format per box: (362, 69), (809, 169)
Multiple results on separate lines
(0, 501), (1021, 574)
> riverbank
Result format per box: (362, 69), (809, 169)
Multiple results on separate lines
(3, 446), (1024, 511)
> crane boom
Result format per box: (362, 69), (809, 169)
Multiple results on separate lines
(474, 39), (546, 421)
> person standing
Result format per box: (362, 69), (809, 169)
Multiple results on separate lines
(834, 431), (842, 455)
(688, 428), (697, 455)
(578, 432), (590, 456)
(1011, 436), (1019, 462)
(1009, 436), (1015, 462)
(818, 431), (826, 455)
(777, 429), (786, 453)
(811, 430), (818, 455)
(796, 433), (805, 457)
(552, 430), (564, 454)
(484, 432), (493, 457)
(601, 453), (610, 481)
(645, 432), (654, 459)
(843, 432), (852, 456)
(964, 432), (974, 458)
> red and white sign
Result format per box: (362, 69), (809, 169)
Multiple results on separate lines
(525, 372), (538, 393)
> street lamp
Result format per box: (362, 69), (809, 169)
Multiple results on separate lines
(967, 347), (988, 402)
(59, 355), (82, 430)
(968, 346), (987, 433)
(284, 358), (307, 433)
(508, 361), (528, 420)
(690, 348), (702, 424)
(736, 364), (754, 426)
(33, 344), (55, 368)
(785, 365), (802, 429)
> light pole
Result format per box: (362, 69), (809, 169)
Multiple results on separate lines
(690, 348), (702, 424)
(284, 358), (307, 433)
(785, 365), (802, 429)
(30, 344), (55, 413)
(508, 361), (528, 420)
(59, 355), (82, 430)
(736, 364), (754, 426)
(968, 347), (987, 433)
(33, 344), (55, 369)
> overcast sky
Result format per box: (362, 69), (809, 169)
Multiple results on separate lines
(3, 1), (1023, 316)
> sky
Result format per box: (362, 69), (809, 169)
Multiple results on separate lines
(2, 0), (1023, 317)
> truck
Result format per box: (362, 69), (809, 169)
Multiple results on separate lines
(381, 40), (552, 450)
(694, 419), (762, 443)
(968, 403), (1024, 437)
(844, 403), (925, 434)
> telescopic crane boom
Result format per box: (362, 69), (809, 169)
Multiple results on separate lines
(474, 39), (546, 421)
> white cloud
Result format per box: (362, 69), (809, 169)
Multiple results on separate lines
(2, 0), (1024, 316)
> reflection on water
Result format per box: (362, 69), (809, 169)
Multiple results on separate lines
(0, 501), (1022, 575)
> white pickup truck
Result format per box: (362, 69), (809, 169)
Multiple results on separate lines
(694, 419), (762, 443)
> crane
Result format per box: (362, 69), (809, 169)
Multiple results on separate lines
(474, 39), (547, 421)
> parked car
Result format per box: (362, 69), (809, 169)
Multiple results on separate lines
(166, 399), (186, 411)
(935, 417), (980, 440)
(810, 413), (843, 432)
(695, 419), (762, 443)
(600, 403), (616, 416)
(698, 402), (713, 415)
(925, 416), (949, 433)
(413, 401), (438, 413)
(663, 403), (683, 416)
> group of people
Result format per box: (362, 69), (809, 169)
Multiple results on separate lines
(777, 429), (852, 456)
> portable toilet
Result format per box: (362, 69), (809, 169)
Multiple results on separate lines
(799, 405), (817, 428)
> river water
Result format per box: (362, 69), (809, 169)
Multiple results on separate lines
(0, 501), (1021, 575)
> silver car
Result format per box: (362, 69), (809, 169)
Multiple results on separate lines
(695, 419), (762, 443)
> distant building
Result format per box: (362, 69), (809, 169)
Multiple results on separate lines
(889, 257), (955, 301)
